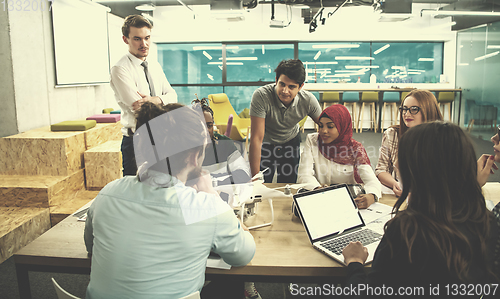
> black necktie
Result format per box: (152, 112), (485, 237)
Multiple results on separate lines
(141, 61), (156, 96)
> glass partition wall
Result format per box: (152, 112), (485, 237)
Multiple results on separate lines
(158, 41), (444, 114)
(456, 22), (500, 130)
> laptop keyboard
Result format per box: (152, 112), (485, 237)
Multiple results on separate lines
(320, 229), (382, 255)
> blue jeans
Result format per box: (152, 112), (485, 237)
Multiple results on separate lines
(121, 135), (137, 176)
(260, 134), (301, 183)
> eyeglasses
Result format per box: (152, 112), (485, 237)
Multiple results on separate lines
(399, 106), (421, 115)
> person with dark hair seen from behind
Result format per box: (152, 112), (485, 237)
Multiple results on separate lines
(249, 59), (322, 183)
(297, 104), (381, 209)
(84, 102), (255, 299)
(192, 98), (251, 188)
(343, 121), (500, 297)
(375, 89), (442, 196)
(111, 15), (177, 176)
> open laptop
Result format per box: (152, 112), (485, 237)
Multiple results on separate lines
(293, 184), (383, 265)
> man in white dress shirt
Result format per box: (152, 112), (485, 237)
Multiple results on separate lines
(110, 15), (177, 176)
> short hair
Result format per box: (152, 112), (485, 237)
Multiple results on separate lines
(274, 59), (306, 86)
(398, 89), (443, 138)
(134, 102), (208, 177)
(191, 98), (213, 118)
(122, 15), (153, 38)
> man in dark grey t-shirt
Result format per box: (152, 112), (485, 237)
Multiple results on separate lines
(249, 59), (321, 183)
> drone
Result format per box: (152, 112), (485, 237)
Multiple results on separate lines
(215, 168), (308, 230)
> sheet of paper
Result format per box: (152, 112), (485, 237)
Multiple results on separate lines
(366, 214), (393, 234)
(359, 202), (393, 224)
(381, 185), (395, 195)
(206, 256), (231, 270)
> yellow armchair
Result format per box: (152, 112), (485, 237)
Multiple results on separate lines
(208, 93), (251, 141)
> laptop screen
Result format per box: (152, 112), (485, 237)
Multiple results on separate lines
(294, 184), (365, 242)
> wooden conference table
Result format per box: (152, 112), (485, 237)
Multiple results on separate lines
(13, 183), (499, 298)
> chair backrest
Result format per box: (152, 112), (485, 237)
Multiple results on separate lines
(52, 278), (81, 299)
(321, 92), (340, 102)
(208, 93), (239, 126)
(401, 91), (410, 101)
(178, 291), (201, 299)
(361, 91), (379, 102)
(225, 114), (233, 137)
(437, 92), (455, 102)
(342, 91), (360, 102)
(382, 91), (400, 102)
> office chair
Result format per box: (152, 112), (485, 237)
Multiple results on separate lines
(342, 91), (359, 132)
(208, 93), (251, 141)
(381, 91), (400, 129)
(358, 91), (379, 133)
(320, 92), (340, 110)
(437, 92), (455, 121)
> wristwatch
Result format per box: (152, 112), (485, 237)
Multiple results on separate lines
(371, 193), (379, 202)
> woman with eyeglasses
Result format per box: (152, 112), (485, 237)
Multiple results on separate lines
(375, 89), (443, 196)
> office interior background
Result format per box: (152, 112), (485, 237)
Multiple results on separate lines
(1, 0), (499, 139)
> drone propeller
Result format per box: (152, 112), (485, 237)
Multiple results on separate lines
(271, 183), (309, 190)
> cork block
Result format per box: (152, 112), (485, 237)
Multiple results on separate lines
(84, 140), (122, 191)
(0, 126), (85, 176)
(0, 169), (85, 208)
(50, 190), (99, 226)
(84, 121), (122, 150)
(0, 207), (50, 263)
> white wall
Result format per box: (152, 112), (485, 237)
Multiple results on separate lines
(0, 7), (18, 137)
(3, 7), (121, 136)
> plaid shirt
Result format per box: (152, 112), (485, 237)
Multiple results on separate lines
(375, 127), (400, 181)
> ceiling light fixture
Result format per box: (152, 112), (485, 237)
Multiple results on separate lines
(418, 58), (434, 62)
(335, 56), (374, 60)
(219, 57), (258, 61)
(314, 51), (322, 60)
(474, 51), (500, 61)
(304, 61), (338, 65)
(312, 44), (360, 49)
(421, 10), (500, 17)
(193, 46), (239, 51)
(208, 62), (244, 65)
(135, 3), (155, 11)
(345, 65), (379, 69)
(203, 51), (212, 60)
(374, 44), (390, 55)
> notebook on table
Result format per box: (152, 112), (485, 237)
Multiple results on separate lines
(293, 183), (383, 265)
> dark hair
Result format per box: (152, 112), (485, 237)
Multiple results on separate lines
(122, 15), (153, 38)
(191, 97), (213, 118)
(134, 102), (207, 176)
(390, 121), (493, 282)
(274, 59), (306, 86)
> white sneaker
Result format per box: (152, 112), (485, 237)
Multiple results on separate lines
(244, 282), (262, 299)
